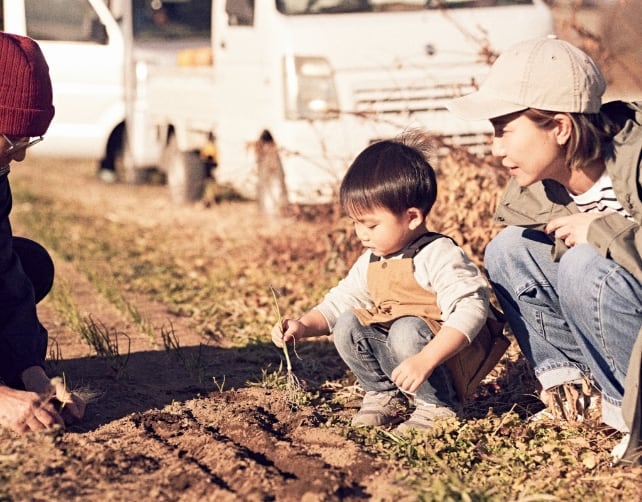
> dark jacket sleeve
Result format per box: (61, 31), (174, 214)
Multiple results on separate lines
(0, 176), (47, 387)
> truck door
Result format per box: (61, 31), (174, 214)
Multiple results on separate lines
(212, 1), (274, 186)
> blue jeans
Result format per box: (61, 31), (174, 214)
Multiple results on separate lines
(485, 225), (642, 431)
(332, 311), (459, 409)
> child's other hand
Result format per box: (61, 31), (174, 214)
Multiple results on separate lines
(391, 354), (433, 395)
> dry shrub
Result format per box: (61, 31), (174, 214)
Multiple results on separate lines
(427, 148), (508, 269)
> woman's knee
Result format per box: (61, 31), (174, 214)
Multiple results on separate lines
(484, 226), (523, 275)
(557, 245), (599, 294)
(485, 226), (554, 283)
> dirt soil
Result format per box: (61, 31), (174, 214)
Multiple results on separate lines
(7, 158), (392, 502)
(2, 3), (642, 501)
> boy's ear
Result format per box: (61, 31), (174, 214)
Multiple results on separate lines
(406, 207), (425, 230)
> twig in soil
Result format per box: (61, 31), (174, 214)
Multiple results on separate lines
(269, 285), (306, 405)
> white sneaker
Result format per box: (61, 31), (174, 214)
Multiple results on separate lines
(611, 433), (631, 465)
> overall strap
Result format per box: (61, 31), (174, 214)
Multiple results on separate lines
(369, 232), (452, 263)
(401, 232), (452, 259)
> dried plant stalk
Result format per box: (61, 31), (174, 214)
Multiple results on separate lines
(270, 285), (305, 405)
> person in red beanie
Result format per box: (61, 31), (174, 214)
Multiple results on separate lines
(0, 32), (85, 434)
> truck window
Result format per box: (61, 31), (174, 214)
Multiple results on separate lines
(133, 0), (211, 41)
(277, 0), (534, 14)
(24, 0), (109, 44)
(226, 0), (255, 26)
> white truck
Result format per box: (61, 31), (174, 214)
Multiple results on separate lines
(141, 0), (556, 209)
(1, 0), (555, 208)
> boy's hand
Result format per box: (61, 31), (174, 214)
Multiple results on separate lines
(271, 318), (304, 348)
(391, 353), (434, 395)
(271, 311), (330, 348)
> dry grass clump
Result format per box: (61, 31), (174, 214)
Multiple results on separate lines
(428, 147), (508, 268)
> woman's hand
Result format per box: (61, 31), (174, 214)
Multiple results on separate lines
(546, 213), (602, 247)
(0, 385), (64, 434)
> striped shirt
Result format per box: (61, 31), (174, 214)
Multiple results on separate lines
(569, 172), (633, 221)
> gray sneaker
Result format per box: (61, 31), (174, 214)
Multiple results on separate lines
(351, 391), (407, 427)
(396, 400), (457, 433)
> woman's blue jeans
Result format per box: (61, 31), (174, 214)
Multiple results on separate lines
(332, 311), (459, 409)
(485, 225), (642, 431)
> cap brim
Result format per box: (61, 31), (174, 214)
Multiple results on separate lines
(447, 90), (527, 122)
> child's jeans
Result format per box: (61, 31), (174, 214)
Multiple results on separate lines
(485, 225), (641, 432)
(332, 311), (459, 409)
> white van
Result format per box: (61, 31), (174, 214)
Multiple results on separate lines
(0, 0), (125, 162)
(1, 0), (211, 181)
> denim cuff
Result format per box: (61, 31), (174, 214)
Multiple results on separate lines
(536, 365), (586, 390)
(602, 395), (628, 432)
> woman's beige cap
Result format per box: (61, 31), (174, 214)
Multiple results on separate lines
(447, 36), (606, 121)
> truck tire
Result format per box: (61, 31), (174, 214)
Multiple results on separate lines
(255, 130), (288, 218)
(163, 134), (205, 205)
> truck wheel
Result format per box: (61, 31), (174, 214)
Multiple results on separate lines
(164, 134), (205, 205)
(114, 131), (147, 184)
(255, 130), (288, 218)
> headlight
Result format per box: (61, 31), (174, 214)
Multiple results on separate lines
(283, 55), (339, 120)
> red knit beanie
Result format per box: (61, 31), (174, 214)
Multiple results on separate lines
(0, 33), (54, 137)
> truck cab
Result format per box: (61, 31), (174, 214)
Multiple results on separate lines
(183, 0), (555, 206)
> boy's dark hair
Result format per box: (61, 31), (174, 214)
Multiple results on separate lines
(339, 131), (437, 216)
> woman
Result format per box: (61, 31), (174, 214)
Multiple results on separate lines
(448, 36), (641, 464)
(0, 32), (85, 434)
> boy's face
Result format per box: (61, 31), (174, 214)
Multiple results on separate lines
(350, 206), (423, 257)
